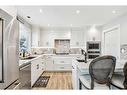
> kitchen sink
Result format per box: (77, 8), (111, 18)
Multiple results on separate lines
(77, 59), (86, 62)
(21, 56), (36, 60)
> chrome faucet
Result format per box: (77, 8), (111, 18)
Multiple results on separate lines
(81, 49), (87, 63)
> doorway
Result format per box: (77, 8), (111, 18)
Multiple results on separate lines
(103, 25), (120, 60)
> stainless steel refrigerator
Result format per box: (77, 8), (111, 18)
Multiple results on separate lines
(0, 9), (19, 89)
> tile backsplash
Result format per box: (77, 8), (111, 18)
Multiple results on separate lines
(31, 48), (54, 55)
(31, 47), (82, 55)
(69, 48), (81, 54)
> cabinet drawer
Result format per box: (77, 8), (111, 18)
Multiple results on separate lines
(53, 58), (72, 64)
(54, 64), (72, 71)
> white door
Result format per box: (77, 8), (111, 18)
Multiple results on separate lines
(104, 27), (120, 60)
(0, 19), (3, 82)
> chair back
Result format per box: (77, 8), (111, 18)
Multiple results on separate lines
(123, 62), (127, 89)
(89, 55), (116, 86)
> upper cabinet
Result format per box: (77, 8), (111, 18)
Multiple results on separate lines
(70, 28), (85, 48)
(31, 26), (102, 48)
(38, 28), (71, 47)
(85, 25), (102, 41)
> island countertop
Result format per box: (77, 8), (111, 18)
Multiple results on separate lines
(75, 59), (127, 74)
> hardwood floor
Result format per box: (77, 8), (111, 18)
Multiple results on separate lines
(32, 71), (73, 90)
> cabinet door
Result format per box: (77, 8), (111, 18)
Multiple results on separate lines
(40, 57), (45, 72)
(45, 56), (53, 71)
(72, 66), (76, 89)
(71, 30), (84, 47)
(31, 57), (42, 87)
(31, 60), (38, 86)
(53, 57), (72, 64)
(53, 57), (72, 71)
(54, 64), (72, 71)
(38, 57), (43, 76)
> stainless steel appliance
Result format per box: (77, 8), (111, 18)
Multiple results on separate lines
(0, 9), (19, 89)
(87, 41), (101, 59)
(19, 63), (31, 89)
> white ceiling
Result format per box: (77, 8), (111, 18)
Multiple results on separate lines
(17, 6), (127, 27)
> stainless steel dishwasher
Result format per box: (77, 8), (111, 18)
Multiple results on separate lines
(19, 62), (31, 89)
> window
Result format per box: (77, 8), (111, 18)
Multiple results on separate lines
(19, 22), (31, 53)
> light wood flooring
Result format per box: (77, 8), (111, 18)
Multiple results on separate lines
(32, 71), (73, 90)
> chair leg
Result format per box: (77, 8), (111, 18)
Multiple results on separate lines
(79, 79), (82, 90)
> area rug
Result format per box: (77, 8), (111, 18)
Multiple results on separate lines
(33, 76), (50, 87)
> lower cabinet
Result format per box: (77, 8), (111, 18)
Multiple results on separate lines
(53, 57), (72, 71)
(44, 55), (82, 71)
(31, 56), (45, 87)
(45, 55), (54, 71)
(53, 64), (72, 71)
(45, 56), (72, 71)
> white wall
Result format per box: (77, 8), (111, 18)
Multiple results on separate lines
(103, 13), (127, 45)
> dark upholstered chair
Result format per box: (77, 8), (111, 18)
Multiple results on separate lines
(111, 62), (127, 89)
(79, 55), (116, 90)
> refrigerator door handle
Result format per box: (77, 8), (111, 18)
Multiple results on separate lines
(0, 18), (4, 83)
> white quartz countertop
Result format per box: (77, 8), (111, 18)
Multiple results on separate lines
(76, 59), (127, 73)
(19, 54), (82, 67)
(19, 55), (43, 67)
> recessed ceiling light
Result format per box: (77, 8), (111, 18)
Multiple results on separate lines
(48, 24), (50, 27)
(76, 10), (80, 14)
(27, 16), (31, 18)
(40, 9), (43, 13)
(112, 10), (116, 14)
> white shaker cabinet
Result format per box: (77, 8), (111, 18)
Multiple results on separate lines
(53, 57), (72, 71)
(70, 29), (85, 48)
(31, 56), (45, 87)
(45, 55), (54, 71)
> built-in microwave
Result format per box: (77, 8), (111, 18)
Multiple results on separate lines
(87, 41), (101, 50)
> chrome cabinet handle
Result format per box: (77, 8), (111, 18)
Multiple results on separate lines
(37, 64), (39, 69)
(72, 66), (74, 69)
(20, 64), (30, 70)
(60, 67), (64, 69)
(61, 61), (64, 63)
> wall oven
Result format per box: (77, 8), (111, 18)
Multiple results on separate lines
(87, 41), (101, 59)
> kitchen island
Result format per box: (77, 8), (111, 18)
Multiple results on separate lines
(72, 58), (126, 90)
